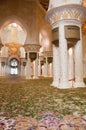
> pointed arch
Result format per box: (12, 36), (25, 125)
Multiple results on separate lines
(0, 15), (27, 44)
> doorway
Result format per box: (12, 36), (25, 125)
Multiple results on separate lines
(10, 58), (18, 75)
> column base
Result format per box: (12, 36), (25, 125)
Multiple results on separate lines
(73, 81), (86, 88)
(33, 76), (39, 79)
(69, 80), (74, 88)
(59, 82), (70, 89)
(44, 75), (48, 77)
(51, 81), (59, 88)
(26, 76), (32, 79)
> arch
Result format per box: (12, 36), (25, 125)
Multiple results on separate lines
(7, 56), (20, 75)
(0, 16), (27, 44)
(0, 16), (27, 33)
(8, 55), (20, 63)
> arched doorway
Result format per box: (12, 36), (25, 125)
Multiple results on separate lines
(10, 58), (18, 75)
(0, 20), (27, 77)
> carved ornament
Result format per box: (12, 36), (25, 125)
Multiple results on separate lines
(24, 44), (41, 52)
(46, 5), (86, 25)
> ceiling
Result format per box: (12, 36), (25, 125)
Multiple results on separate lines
(39, 0), (86, 10)
(39, 0), (49, 10)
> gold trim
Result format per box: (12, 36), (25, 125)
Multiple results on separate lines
(43, 51), (53, 57)
(24, 44), (41, 52)
(46, 5), (86, 25)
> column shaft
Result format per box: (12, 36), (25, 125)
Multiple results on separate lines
(26, 52), (31, 79)
(51, 45), (60, 87)
(48, 63), (53, 77)
(21, 65), (25, 77)
(34, 53), (39, 79)
(74, 40), (85, 87)
(59, 24), (69, 88)
(44, 57), (48, 77)
(38, 59), (41, 77)
(68, 48), (74, 87)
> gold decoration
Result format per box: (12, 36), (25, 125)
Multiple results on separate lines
(24, 44), (41, 52)
(6, 42), (22, 55)
(46, 5), (86, 25)
(43, 51), (53, 57)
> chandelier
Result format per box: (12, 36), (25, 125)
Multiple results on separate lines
(6, 42), (22, 55)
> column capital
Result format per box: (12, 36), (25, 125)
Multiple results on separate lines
(43, 51), (53, 57)
(46, 5), (86, 25)
(20, 58), (27, 66)
(0, 57), (7, 60)
(24, 44), (41, 52)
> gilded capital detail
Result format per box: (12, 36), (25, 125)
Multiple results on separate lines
(46, 5), (86, 25)
(24, 44), (41, 52)
(43, 51), (53, 57)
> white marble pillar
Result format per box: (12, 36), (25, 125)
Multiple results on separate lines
(30, 61), (34, 78)
(68, 48), (74, 87)
(2, 62), (6, 76)
(38, 59), (41, 77)
(44, 57), (48, 77)
(26, 52), (31, 79)
(50, 63), (53, 77)
(74, 40), (85, 87)
(5, 63), (8, 76)
(48, 63), (50, 76)
(2, 66), (5, 76)
(51, 45), (60, 87)
(48, 63), (53, 77)
(42, 65), (44, 76)
(21, 65), (23, 76)
(59, 24), (70, 88)
(34, 53), (39, 79)
(21, 65), (25, 76)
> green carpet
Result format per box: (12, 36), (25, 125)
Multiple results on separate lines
(0, 77), (86, 118)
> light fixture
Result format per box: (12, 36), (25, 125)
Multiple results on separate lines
(6, 42), (22, 55)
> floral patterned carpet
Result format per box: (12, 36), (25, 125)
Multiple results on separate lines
(0, 77), (86, 130)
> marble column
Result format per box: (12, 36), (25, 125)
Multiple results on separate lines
(2, 66), (5, 76)
(44, 57), (48, 77)
(38, 59), (41, 77)
(51, 44), (60, 87)
(42, 65), (44, 76)
(26, 52), (31, 79)
(59, 24), (70, 88)
(68, 48), (74, 87)
(5, 62), (9, 76)
(21, 64), (24, 76)
(74, 39), (85, 87)
(34, 53), (39, 79)
(50, 63), (53, 77)
(48, 63), (53, 77)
